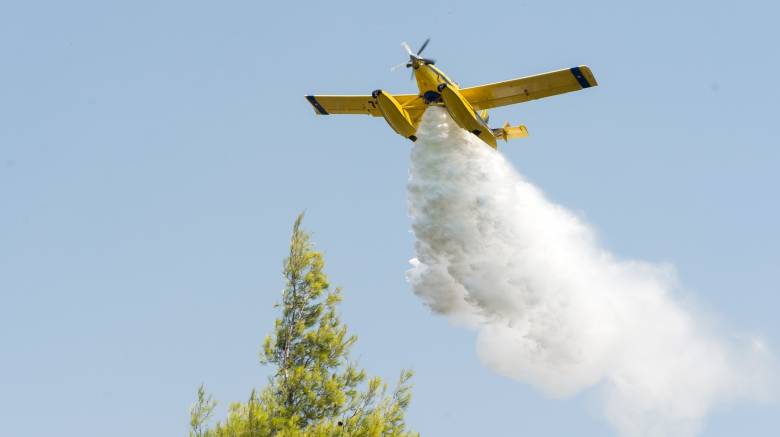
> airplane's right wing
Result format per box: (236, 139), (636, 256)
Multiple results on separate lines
(460, 66), (598, 110)
(305, 94), (423, 116)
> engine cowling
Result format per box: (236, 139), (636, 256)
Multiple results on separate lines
(372, 90), (417, 141)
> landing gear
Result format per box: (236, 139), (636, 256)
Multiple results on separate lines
(423, 91), (442, 104)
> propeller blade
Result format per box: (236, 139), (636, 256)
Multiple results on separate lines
(401, 41), (413, 56)
(390, 61), (407, 72)
(417, 38), (430, 55)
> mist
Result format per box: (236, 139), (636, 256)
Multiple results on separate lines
(406, 107), (774, 437)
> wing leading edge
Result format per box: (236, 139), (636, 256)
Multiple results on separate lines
(460, 65), (598, 110)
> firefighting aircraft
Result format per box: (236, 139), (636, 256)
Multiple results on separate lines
(305, 39), (597, 148)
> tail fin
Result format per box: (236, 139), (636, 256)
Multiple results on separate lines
(492, 122), (529, 141)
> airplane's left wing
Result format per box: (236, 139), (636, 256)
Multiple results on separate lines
(460, 66), (598, 110)
(305, 94), (423, 116)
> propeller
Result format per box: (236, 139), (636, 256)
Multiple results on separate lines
(402, 41), (413, 56)
(390, 61), (407, 72)
(390, 38), (435, 79)
(416, 38), (430, 56)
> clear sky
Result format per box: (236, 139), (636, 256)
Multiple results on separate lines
(1, 1), (777, 436)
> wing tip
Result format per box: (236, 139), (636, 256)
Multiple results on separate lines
(576, 65), (598, 87)
(569, 66), (598, 88)
(305, 95), (329, 115)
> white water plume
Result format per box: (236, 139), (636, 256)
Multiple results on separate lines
(406, 107), (774, 437)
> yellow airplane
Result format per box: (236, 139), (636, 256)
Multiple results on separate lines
(305, 39), (597, 148)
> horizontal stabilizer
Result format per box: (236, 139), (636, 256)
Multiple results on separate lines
(492, 122), (529, 141)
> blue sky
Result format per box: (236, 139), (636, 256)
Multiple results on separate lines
(1, 1), (778, 436)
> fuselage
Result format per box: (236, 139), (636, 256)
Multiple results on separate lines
(412, 61), (458, 101)
(408, 60), (495, 146)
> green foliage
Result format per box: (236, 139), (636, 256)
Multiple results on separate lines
(190, 213), (417, 437)
(190, 384), (217, 437)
